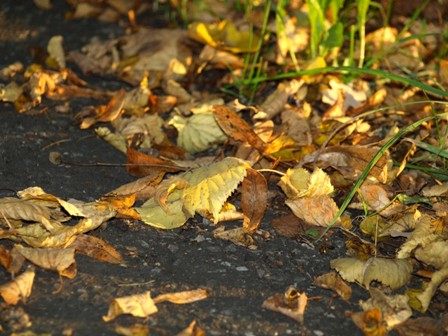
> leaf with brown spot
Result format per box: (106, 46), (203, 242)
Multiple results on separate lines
(0, 266), (35, 305)
(70, 234), (123, 264)
(126, 147), (183, 177)
(213, 105), (266, 152)
(241, 168), (267, 234)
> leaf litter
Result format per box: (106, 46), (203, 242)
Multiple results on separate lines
(1, 0), (448, 334)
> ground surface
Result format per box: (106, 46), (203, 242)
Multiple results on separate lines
(0, 2), (445, 336)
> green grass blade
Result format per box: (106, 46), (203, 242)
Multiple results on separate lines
(235, 66), (448, 98)
(317, 111), (448, 241)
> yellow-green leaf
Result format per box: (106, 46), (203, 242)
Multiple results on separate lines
(170, 114), (227, 154)
(182, 157), (249, 222)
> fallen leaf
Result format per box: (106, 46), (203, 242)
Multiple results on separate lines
(314, 272), (352, 301)
(349, 308), (388, 336)
(262, 287), (307, 324)
(188, 20), (260, 53)
(153, 289), (209, 304)
(170, 113), (227, 154)
(0, 266), (35, 305)
(285, 195), (339, 227)
(103, 291), (158, 322)
(331, 257), (412, 289)
(213, 105), (266, 152)
(176, 320), (205, 336)
(360, 288), (412, 329)
(70, 234), (123, 264)
(241, 168), (267, 234)
(15, 245), (76, 278)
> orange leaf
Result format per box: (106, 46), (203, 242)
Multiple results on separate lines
(241, 168), (267, 234)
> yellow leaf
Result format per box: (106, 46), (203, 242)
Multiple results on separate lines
(153, 289), (209, 304)
(0, 266), (35, 305)
(103, 291), (158, 322)
(279, 167), (334, 199)
(182, 157), (249, 222)
(301, 57), (326, 83)
(188, 20), (260, 53)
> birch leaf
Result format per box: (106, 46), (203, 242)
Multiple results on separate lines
(170, 113), (227, 154)
(182, 157), (249, 222)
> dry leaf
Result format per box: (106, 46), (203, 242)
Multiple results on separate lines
(254, 80), (303, 120)
(360, 288), (412, 330)
(279, 167), (334, 199)
(394, 316), (445, 336)
(103, 291), (158, 322)
(262, 287), (307, 324)
(176, 320), (205, 336)
(213, 227), (255, 248)
(331, 257), (412, 289)
(47, 35), (65, 69)
(302, 145), (390, 183)
(314, 272), (352, 301)
(153, 289), (209, 304)
(285, 195), (339, 227)
(70, 234), (123, 264)
(126, 147), (181, 177)
(241, 169), (267, 234)
(15, 245), (76, 278)
(349, 308), (388, 336)
(0, 266), (35, 305)
(213, 105), (266, 152)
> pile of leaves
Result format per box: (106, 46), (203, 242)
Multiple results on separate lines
(1, 0), (448, 334)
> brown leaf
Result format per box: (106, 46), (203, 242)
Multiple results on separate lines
(348, 308), (388, 336)
(242, 168), (267, 234)
(103, 291), (158, 322)
(314, 272), (352, 301)
(213, 105), (266, 152)
(262, 287), (307, 324)
(70, 234), (123, 264)
(126, 147), (183, 177)
(15, 245), (76, 278)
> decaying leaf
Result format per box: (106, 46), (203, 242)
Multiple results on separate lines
(0, 266), (35, 305)
(15, 245), (77, 278)
(301, 145), (390, 183)
(153, 289), (209, 304)
(103, 291), (158, 322)
(360, 288), (412, 330)
(349, 308), (388, 336)
(176, 320), (205, 336)
(70, 234), (123, 264)
(330, 257), (412, 289)
(285, 195), (339, 227)
(241, 168), (267, 234)
(213, 226), (255, 248)
(213, 105), (266, 152)
(262, 287), (307, 324)
(314, 272), (352, 301)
